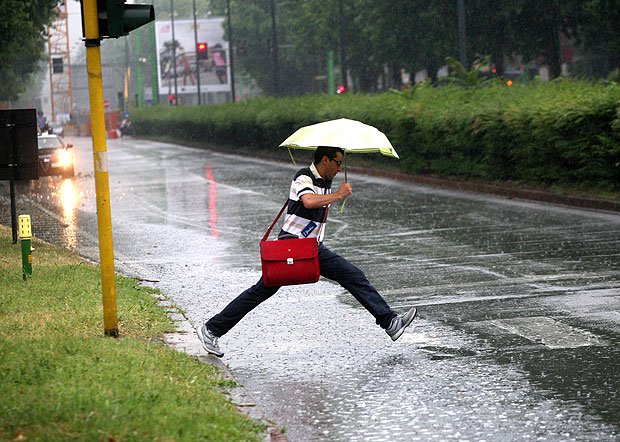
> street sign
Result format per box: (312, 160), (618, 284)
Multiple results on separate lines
(143, 87), (153, 102)
(104, 100), (110, 108)
(0, 109), (38, 181)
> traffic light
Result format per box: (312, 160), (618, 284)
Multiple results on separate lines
(81, 0), (155, 39)
(196, 42), (209, 60)
(52, 58), (63, 74)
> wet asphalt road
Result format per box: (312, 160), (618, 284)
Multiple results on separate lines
(2, 136), (620, 441)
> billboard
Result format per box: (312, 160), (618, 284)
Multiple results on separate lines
(155, 18), (230, 96)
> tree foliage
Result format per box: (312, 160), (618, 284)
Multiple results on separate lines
(211, 0), (620, 96)
(0, 0), (58, 102)
(576, 0), (620, 76)
(439, 56), (499, 88)
(153, 0), (214, 20)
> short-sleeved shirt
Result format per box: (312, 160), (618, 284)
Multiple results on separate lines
(279, 163), (331, 242)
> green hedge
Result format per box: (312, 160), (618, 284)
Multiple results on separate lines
(133, 79), (620, 190)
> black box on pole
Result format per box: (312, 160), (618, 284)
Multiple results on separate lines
(0, 109), (39, 181)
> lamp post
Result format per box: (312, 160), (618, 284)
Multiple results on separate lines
(338, 0), (347, 90)
(269, 0), (279, 96)
(192, 0), (202, 105)
(226, 0), (236, 102)
(149, 19), (159, 104)
(457, 0), (468, 69)
(170, 0), (178, 103)
(136, 32), (143, 109)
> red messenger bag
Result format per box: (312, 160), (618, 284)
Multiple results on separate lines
(260, 200), (325, 287)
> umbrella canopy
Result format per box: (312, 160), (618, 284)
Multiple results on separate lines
(279, 118), (399, 159)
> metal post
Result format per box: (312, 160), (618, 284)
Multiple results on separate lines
(328, 50), (335, 95)
(7, 131), (17, 244)
(338, 0), (347, 90)
(124, 37), (130, 113)
(170, 0), (178, 102)
(9, 170), (17, 244)
(149, 21), (159, 104)
(226, 0), (236, 102)
(82, 0), (119, 337)
(18, 215), (33, 280)
(457, 0), (468, 69)
(192, 0), (201, 105)
(268, 0), (279, 96)
(136, 31), (143, 109)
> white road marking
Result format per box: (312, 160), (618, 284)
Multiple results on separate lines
(485, 316), (607, 349)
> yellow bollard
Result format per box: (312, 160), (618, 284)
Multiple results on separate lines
(18, 215), (33, 280)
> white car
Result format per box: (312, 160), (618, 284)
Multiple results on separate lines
(37, 133), (74, 178)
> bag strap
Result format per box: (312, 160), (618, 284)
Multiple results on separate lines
(262, 198), (329, 242)
(262, 199), (289, 242)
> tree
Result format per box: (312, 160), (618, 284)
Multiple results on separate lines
(294, 0), (356, 90)
(500, 0), (583, 79)
(0, 0), (58, 102)
(157, 0), (618, 96)
(295, 0), (459, 91)
(154, 0), (214, 19)
(226, 0), (324, 96)
(359, 0), (458, 83)
(577, 0), (620, 78)
(466, 0), (521, 75)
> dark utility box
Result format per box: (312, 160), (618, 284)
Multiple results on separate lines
(0, 109), (38, 181)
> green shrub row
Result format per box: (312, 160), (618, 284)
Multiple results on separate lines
(132, 79), (620, 190)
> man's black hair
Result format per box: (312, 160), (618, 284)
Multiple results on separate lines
(314, 146), (344, 164)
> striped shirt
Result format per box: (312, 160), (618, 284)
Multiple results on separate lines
(279, 163), (331, 242)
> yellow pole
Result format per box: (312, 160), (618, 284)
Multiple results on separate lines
(83, 0), (119, 337)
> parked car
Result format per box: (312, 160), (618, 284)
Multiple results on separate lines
(37, 133), (74, 178)
(48, 122), (64, 136)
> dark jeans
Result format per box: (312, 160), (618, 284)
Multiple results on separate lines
(206, 243), (396, 337)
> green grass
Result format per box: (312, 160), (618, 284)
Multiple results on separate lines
(0, 226), (264, 441)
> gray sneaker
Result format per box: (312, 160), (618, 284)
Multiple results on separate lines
(197, 325), (224, 357)
(386, 307), (417, 341)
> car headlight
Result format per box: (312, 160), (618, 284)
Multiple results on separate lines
(58, 150), (73, 167)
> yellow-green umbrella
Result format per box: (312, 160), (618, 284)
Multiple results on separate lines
(279, 118), (399, 159)
(279, 118), (399, 210)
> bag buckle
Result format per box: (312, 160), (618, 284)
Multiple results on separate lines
(287, 258), (294, 265)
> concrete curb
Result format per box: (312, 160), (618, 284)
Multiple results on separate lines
(153, 295), (289, 442)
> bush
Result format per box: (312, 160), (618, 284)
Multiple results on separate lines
(133, 79), (620, 191)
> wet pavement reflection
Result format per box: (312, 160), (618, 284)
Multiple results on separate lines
(2, 137), (619, 441)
